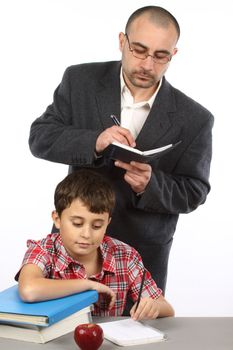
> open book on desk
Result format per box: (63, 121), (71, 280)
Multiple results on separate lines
(99, 318), (165, 346)
(103, 140), (181, 163)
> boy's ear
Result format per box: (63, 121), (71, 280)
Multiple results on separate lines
(108, 217), (112, 225)
(51, 210), (61, 229)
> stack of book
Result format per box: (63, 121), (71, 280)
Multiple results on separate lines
(0, 284), (98, 343)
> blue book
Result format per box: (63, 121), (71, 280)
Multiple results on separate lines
(0, 284), (98, 327)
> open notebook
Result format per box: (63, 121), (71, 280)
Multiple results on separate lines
(99, 318), (166, 346)
(103, 140), (181, 163)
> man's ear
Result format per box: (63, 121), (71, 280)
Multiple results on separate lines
(172, 47), (178, 57)
(51, 210), (61, 229)
(119, 32), (125, 52)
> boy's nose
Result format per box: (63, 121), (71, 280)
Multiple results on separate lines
(80, 226), (91, 238)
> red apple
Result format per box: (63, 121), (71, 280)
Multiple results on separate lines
(74, 323), (104, 350)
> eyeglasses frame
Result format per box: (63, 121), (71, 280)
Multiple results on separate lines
(124, 33), (172, 65)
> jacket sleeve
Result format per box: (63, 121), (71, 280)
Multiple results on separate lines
(135, 114), (214, 214)
(29, 67), (102, 166)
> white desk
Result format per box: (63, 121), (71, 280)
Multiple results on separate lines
(0, 317), (232, 349)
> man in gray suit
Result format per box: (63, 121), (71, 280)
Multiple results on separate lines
(29, 6), (213, 295)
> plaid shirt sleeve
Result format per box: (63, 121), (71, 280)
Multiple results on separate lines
(17, 239), (52, 278)
(127, 248), (162, 302)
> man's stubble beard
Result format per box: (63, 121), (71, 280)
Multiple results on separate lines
(128, 69), (158, 89)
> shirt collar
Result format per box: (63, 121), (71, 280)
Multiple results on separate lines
(53, 234), (79, 272)
(99, 236), (116, 274)
(120, 68), (162, 109)
(53, 234), (116, 274)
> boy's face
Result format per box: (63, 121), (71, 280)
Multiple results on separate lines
(52, 199), (110, 261)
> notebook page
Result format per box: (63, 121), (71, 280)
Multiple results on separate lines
(99, 318), (165, 346)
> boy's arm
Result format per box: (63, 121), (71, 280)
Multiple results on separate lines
(18, 264), (115, 309)
(126, 249), (174, 320)
(130, 295), (175, 321)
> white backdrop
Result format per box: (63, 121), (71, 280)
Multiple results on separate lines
(1, 0), (233, 316)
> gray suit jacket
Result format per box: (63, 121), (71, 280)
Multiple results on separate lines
(29, 61), (214, 288)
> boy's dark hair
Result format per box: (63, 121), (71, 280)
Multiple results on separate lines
(54, 169), (115, 217)
(125, 5), (180, 40)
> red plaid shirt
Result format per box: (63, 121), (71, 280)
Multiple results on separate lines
(16, 233), (162, 316)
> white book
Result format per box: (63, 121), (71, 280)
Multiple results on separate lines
(0, 306), (92, 343)
(99, 318), (165, 346)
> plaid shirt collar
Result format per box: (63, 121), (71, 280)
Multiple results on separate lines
(100, 236), (116, 274)
(53, 234), (116, 275)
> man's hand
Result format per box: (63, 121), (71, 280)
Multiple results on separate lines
(115, 160), (152, 194)
(130, 297), (160, 321)
(95, 126), (135, 153)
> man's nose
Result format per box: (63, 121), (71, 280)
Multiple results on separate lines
(140, 55), (154, 69)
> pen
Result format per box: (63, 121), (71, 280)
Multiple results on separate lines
(135, 269), (146, 312)
(110, 114), (121, 126)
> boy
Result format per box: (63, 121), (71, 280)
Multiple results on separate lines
(16, 170), (174, 321)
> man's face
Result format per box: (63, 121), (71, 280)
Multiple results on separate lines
(119, 16), (178, 92)
(52, 199), (110, 261)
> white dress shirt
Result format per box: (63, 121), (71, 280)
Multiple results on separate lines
(120, 70), (162, 139)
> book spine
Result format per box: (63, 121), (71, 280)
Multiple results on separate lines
(48, 291), (98, 326)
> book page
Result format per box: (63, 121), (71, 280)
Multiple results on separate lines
(111, 141), (143, 155)
(111, 141), (173, 156)
(99, 318), (165, 346)
(143, 143), (172, 155)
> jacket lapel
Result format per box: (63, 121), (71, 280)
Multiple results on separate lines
(95, 66), (177, 150)
(136, 78), (177, 151)
(95, 62), (121, 130)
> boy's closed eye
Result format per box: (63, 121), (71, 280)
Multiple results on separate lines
(92, 224), (103, 230)
(72, 221), (83, 227)
(71, 221), (104, 230)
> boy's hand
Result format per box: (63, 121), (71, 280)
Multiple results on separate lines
(130, 297), (160, 321)
(90, 281), (116, 310)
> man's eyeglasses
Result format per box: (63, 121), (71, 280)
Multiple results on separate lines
(125, 33), (172, 65)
